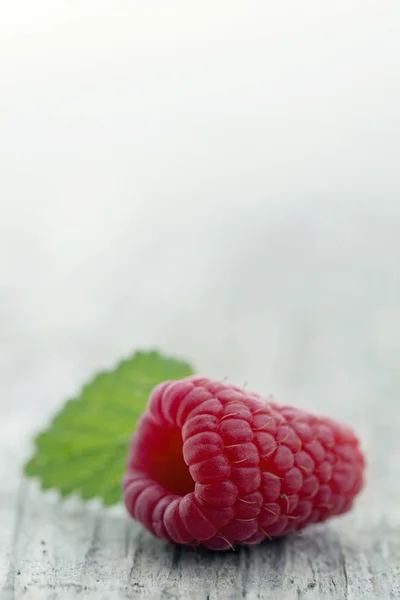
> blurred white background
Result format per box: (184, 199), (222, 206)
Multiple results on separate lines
(1, 1), (400, 456)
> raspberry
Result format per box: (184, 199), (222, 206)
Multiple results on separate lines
(123, 377), (365, 550)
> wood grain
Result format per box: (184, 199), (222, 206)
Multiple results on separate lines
(1, 383), (400, 600)
(2, 215), (400, 599)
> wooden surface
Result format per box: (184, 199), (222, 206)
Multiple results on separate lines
(2, 209), (400, 599)
(1, 376), (399, 600)
(2, 208), (400, 598)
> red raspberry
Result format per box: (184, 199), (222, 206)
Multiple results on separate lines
(123, 377), (365, 550)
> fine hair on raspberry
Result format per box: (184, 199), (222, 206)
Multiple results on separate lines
(123, 376), (365, 550)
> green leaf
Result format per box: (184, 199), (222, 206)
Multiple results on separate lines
(24, 350), (194, 505)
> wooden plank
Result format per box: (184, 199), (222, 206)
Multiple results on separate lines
(1, 382), (400, 600)
(2, 282), (400, 599)
(1, 477), (399, 600)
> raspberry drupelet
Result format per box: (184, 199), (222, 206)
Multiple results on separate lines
(123, 377), (365, 550)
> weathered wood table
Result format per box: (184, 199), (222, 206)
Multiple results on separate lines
(2, 205), (400, 600)
(1, 361), (399, 600)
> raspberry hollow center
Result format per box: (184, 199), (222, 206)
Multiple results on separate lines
(142, 425), (195, 496)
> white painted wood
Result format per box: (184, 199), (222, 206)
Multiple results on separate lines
(1, 355), (400, 599)
(2, 207), (400, 598)
(1, 461), (399, 600)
